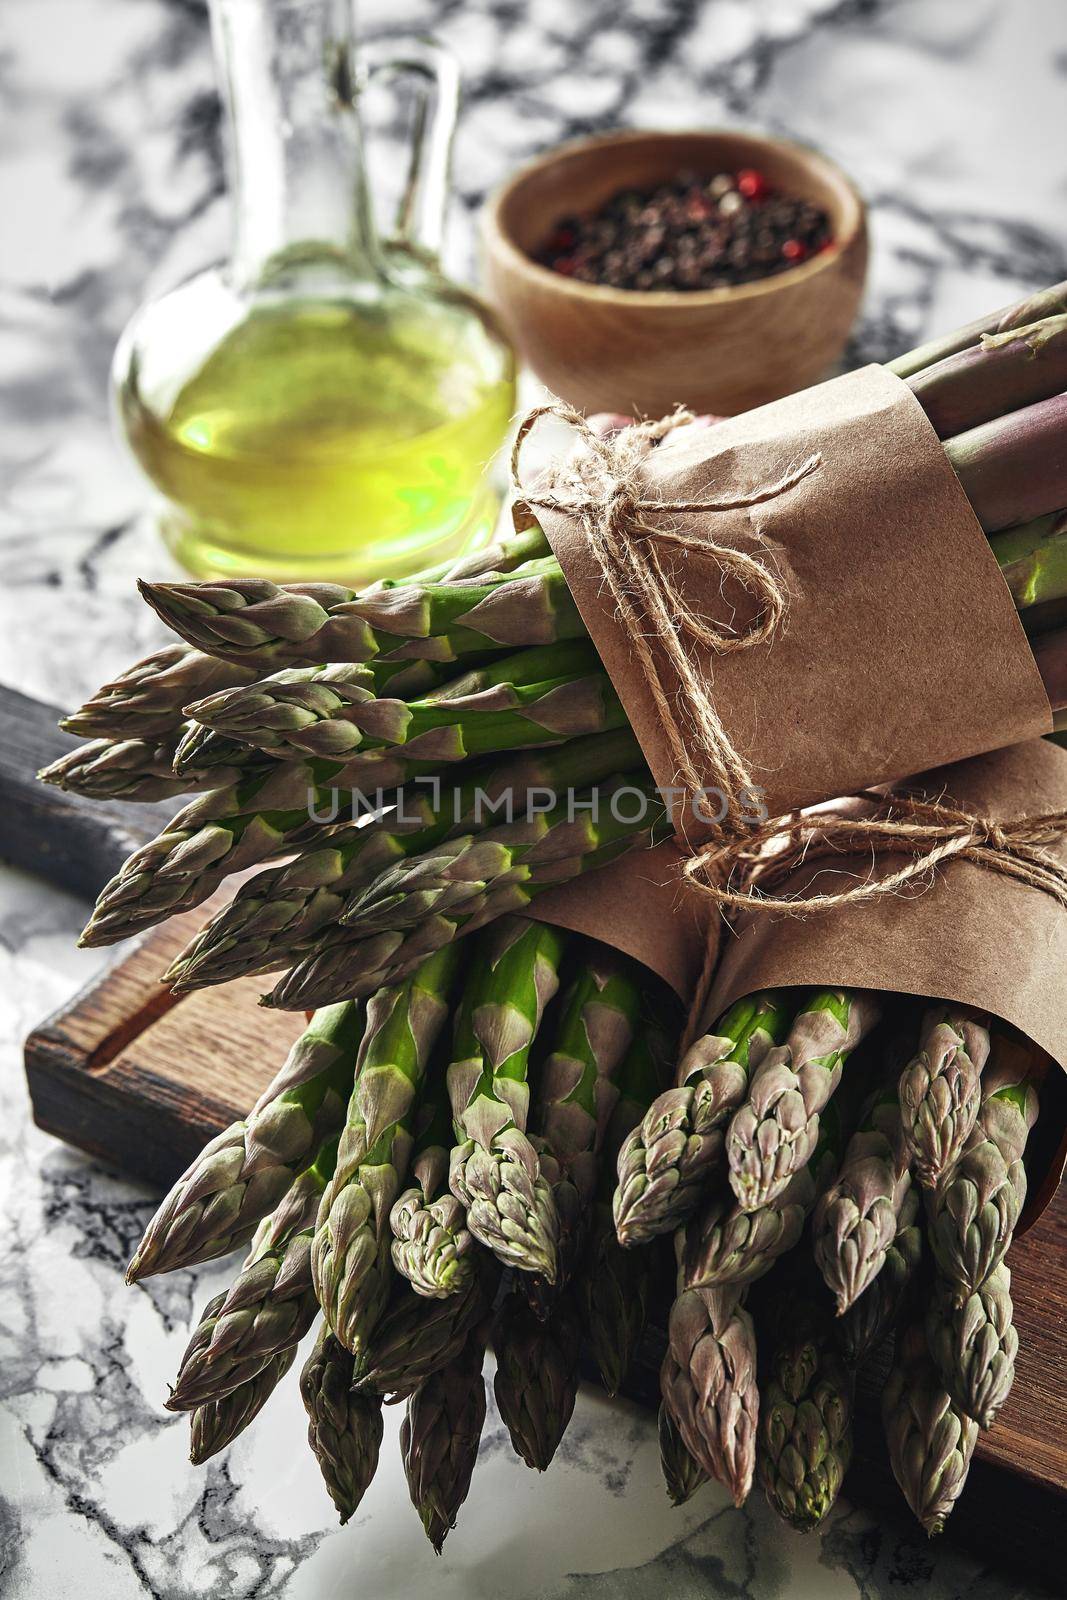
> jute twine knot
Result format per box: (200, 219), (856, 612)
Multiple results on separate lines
(512, 403), (817, 835)
(688, 790), (1067, 915)
(677, 789), (1067, 1053)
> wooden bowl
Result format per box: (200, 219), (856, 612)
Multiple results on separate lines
(481, 129), (868, 417)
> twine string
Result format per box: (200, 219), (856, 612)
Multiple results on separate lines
(679, 790), (1067, 1047)
(686, 791), (1067, 915)
(512, 403), (816, 833)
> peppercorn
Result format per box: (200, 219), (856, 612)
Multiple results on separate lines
(534, 167), (832, 292)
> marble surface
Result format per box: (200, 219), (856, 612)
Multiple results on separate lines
(1, 1), (1065, 1595)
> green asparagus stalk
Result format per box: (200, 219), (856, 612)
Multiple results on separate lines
(299, 1324), (384, 1523)
(165, 1150), (333, 1411)
(758, 1293), (854, 1532)
(38, 733), (209, 803)
(391, 1084), (477, 1300)
(266, 774), (667, 1011)
(354, 1259), (497, 1400)
(660, 1280), (758, 1506)
(907, 313), (1067, 438)
(313, 946), (461, 1357)
(189, 1345), (296, 1464)
(883, 1320), (978, 1535)
(493, 1290), (582, 1471)
(926, 1049), (1038, 1305)
(61, 644), (258, 741)
(944, 392), (1067, 534)
(835, 1186), (922, 1367)
(127, 1002), (362, 1282)
(430, 521), (551, 581)
(613, 991), (793, 1247)
(887, 278), (1067, 378)
(899, 1007), (990, 1188)
(169, 667), (450, 778)
(726, 990), (881, 1213)
(166, 730), (643, 992)
(526, 946), (642, 1304)
(812, 1085), (912, 1313)
(446, 918), (565, 1279)
(187, 640), (622, 771)
(138, 550), (584, 668)
(581, 1020), (672, 1397)
(401, 1321), (490, 1552)
(925, 1263), (1017, 1430)
(658, 1402), (708, 1506)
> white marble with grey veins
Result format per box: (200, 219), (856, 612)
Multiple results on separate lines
(1, 0), (1064, 1595)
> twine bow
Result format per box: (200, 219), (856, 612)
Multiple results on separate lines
(512, 404), (818, 835)
(688, 790), (1067, 915)
(677, 789), (1067, 1053)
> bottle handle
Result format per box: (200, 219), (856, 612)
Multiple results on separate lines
(360, 36), (459, 262)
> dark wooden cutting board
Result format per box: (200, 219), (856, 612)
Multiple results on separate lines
(8, 685), (1066, 1586)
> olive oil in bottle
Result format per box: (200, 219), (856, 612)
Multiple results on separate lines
(112, 1), (515, 582)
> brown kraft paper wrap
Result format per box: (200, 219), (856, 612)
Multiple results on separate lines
(523, 365), (1051, 827)
(527, 840), (716, 1001)
(702, 738), (1067, 1230)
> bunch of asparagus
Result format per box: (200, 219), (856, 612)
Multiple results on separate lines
(623, 988), (1041, 1536)
(42, 281), (1067, 1008)
(127, 919), (682, 1543)
(45, 284), (1063, 1546)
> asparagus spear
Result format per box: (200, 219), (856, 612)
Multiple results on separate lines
(392, 1088), (477, 1300)
(945, 392), (1067, 533)
(189, 1346), (296, 1464)
(883, 1320), (978, 1535)
(61, 644), (258, 741)
(166, 729), (643, 992)
(887, 278), (1067, 378)
(526, 946), (642, 1304)
(138, 552), (584, 668)
(991, 511), (1067, 612)
(187, 640), (622, 769)
(925, 1263), (1017, 1430)
(38, 733), (209, 803)
(267, 774), (667, 1010)
(354, 1260), (497, 1400)
(926, 1050), (1038, 1305)
(682, 1094), (849, 1295)
(493, 1290), (582, 1471)
(581, 1020), (672, 1396)
(907, 313), (1067, 438)
(188, 662), (375, 756)
(127, 1003), (362, 1282)
(313, 946), (461, 1357)
(447, 918), (565, 1279)
(899, 1006), (990, 1188)
(658, 1402), (708, 1506)
(613, 991), (793, 1247)
(401, 1321), (489, 1552)
(165, 1152), (333, 1411)
(300, 1325), (384, 1523)
(78, 758), (346, 946)
(758, 1293), (854, 1532)
(726, 990), (881, 1213)
(835, 1186), (922, 1367)
(660, 1280), (758, 1506)
(813, 1085), (912, 1313)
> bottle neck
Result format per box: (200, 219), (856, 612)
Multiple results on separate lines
(210, 0), (383, 290)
